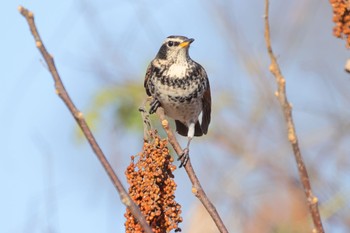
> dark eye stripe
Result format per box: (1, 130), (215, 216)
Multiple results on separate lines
(167, 41), (180, 47)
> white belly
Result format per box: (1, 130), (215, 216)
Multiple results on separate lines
(159, 95), (202, 125)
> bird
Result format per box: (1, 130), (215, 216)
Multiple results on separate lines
(144, 35), (211, 167)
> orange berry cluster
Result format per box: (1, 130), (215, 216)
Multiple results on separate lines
(330, 0), (350, 47)
(124, 132), (182, 233)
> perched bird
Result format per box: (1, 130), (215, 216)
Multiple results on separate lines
(144, 35), (211, 166)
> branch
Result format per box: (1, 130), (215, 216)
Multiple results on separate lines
(156, 107), (229, 233)
(263, 1), (324, 232)
(18, 6), (153, 233)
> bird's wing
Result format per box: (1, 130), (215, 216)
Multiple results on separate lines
(201, 70), (211, 135)
(144, 62), (154, 96)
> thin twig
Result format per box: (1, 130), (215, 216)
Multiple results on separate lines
(156, 107), (229, 233)
(18, 6), (153, 233)
(263, 1), (324, 232)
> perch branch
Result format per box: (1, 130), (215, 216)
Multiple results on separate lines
(263, 1), (324, 232)
(156, 107), (229, 233)
(18, 6), (153, 233)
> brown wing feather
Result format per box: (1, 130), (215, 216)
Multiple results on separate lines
(201, 77), (211, 135)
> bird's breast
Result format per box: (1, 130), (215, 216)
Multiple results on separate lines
(150, 66), (206, 123)
(166, 63), (188, 78)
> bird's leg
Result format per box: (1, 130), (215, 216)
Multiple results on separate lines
(149, 98), (161, 114)
(138, 106), (152, 142)
(178, 137), (192, 167)
(178, 122), (195, 167)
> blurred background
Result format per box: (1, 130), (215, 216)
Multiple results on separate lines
(1, 0), (350, 232)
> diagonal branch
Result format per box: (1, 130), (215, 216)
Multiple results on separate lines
(156, 107), (229, 233)
(263, 1), (324, 232)
(18, 6), (153, 233)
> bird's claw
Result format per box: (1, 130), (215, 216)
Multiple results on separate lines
(178, 148), (189, 168)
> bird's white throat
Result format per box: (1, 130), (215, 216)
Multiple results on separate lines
(167, 63), (188, 78)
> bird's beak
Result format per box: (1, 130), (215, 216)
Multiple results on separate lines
(179, 38), (194, 48)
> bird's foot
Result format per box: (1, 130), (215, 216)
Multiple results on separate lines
(178, 148), (189, 168)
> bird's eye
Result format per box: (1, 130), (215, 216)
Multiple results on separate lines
(167, 41), (174, 47)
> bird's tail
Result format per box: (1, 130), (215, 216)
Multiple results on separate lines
(175, 120), (203, 137)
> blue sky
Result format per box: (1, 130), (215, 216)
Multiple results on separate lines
(1, 1), (222, 232)
(1, 0), (350, 232)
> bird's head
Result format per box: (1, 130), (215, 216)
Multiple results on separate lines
(156, 35), (194, 63)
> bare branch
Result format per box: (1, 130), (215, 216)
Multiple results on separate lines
(18, 6), (153, 233)
(263, 1), (324, 232)
(156, 107), (229, 233)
